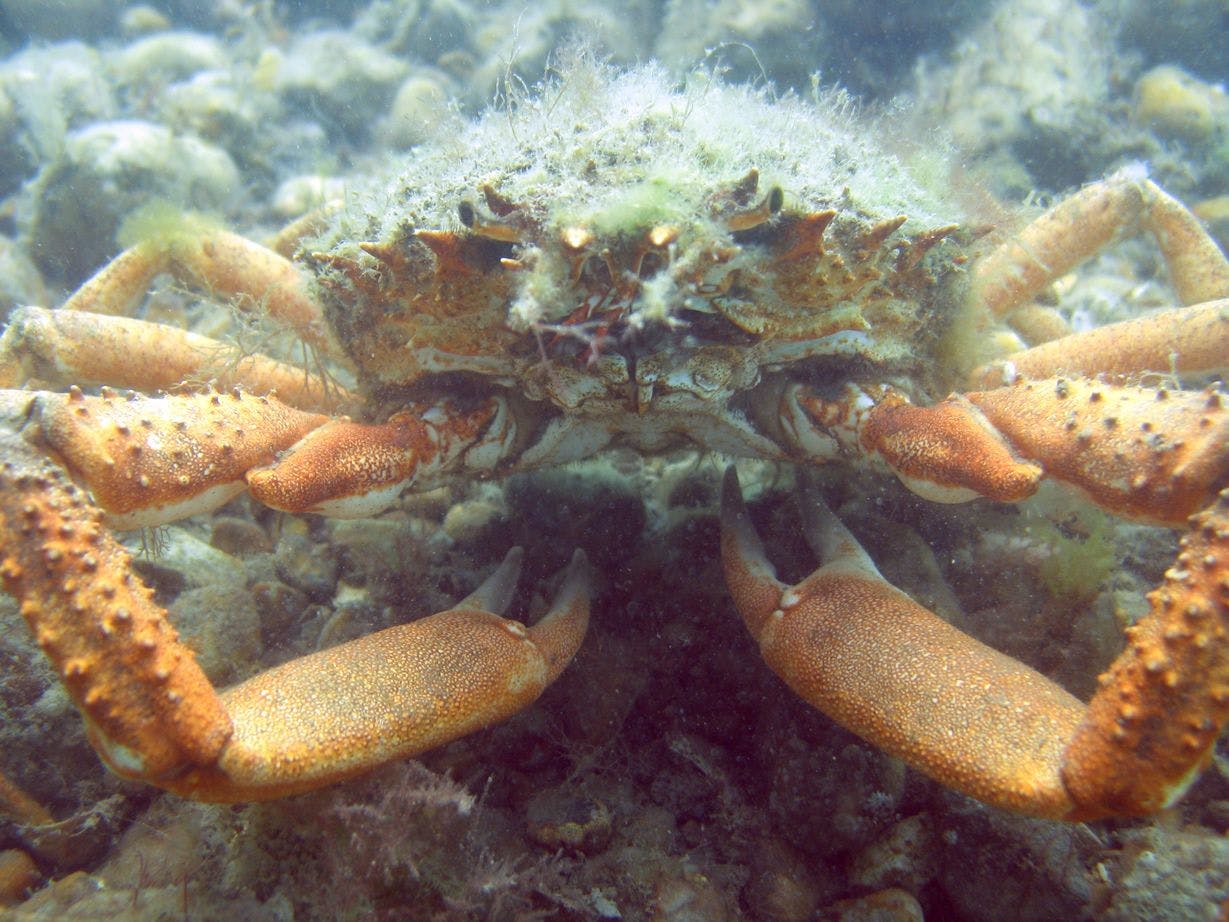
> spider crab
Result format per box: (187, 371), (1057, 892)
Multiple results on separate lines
(0, 62), (1227, 821)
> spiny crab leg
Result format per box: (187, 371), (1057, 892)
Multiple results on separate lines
(0, 424), (234, 779)
(0, 391), (589, 801)
(5, 386), (509, 529)
(788, 376), (1229, 525)
(971, 167), (1229, 318)
(721, 468), (1229, 820)
(11, 387), (330, 530)
(0, 306), (353, 414)
(61, 230), (345, 360)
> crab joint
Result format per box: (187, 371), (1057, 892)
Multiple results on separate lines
(246, 398), (507, 518)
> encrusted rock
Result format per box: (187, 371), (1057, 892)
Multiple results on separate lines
(743, 837), (831, 922)
(822, 887), (924, 922)
(651, 871), (737, 921)
(1097, 826), (1229, 921)
(274, 533), (339, 602)
(210, 516), (273, 556)
(130, 526), (247, 594)
(525, 788), (613, 855)
(25, 120), (239, 283)
(849, 813), (939, 893)
(168, 584), (262, 685)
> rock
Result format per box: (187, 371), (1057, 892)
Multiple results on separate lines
(119, 5), (171, 36)
(658, 0), (817, 88)
(0, 43), (114, 194)
(112, 31), (227, 90)
(849, 813), (939, 893)
(271, 174), (347, 218)
(1135, 65), (1227, 144)
(251, 580), (310, 645)
(767, 730), (905, 860)
(129, 526), (247, 594)
(158, 70), (264, 161)
(168, 584), (262, 685)
(822, 888), (924, 922)
(442, 494), (504, 544)
(743, 837), (830, 922)
(1099, 825), (1229, 921)
(210, 516), (273, 556)
(910, 0), (1117, 192)
(19, 796), (128, 872)
(276, 31), (408, 139)
(651, 871), (738, 921)
(525, 788), (613, 855)
(25, 120), (239, 284)
(936, 793), (1095, 920)
(382, 74), (452, 149)
(274, 533), (339, 602)
(0, 849), (39, 906)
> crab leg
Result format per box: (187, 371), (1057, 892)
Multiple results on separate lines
(62, 231), (345, 359)
(0, 390), (589, 801)
(789, 376), (1229, 525)
(160, 547), (590, 802)
(5, 387), (509, 528)
(721, 468), (1229, 819)
(971, 168), (1229, 317)
(0, 423), (234, 779)
(722, 468), (1084, 816)
(0, 306), (353, 413)
(16, 387), (330, 529)
(246, 396), (515, 518)
(969, 299), (1229, 388)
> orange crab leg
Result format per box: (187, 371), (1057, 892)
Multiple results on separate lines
(721, 468), (1229, 819)
(721, 469), (1085, 817)
(0, 306), (353, 413)
(9, 387), (512, 527)
(23, 387), (329, 530)
(62, 231), (344, 359)
(247, 396), (514, 518)
(156, 547), (590, 802)
(969, 299), (1229, 388)
(964, 378), (1229, 524)
(791, 377), (1229, 525)
(0, 424), (234, 779)
(971, 169), (1229, 317)
(0, 391), (589, 802)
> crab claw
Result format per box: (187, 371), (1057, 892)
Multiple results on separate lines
(246, 397), (514, 518)
(720, 467), (1229, 820)
(720, 467), (1085, 817)
(161, 547), (591, 802)
(0, 404), (589, 800)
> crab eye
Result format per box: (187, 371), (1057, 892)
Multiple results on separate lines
(458, 200), (524, 244)
(725, 185), (784, 233)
